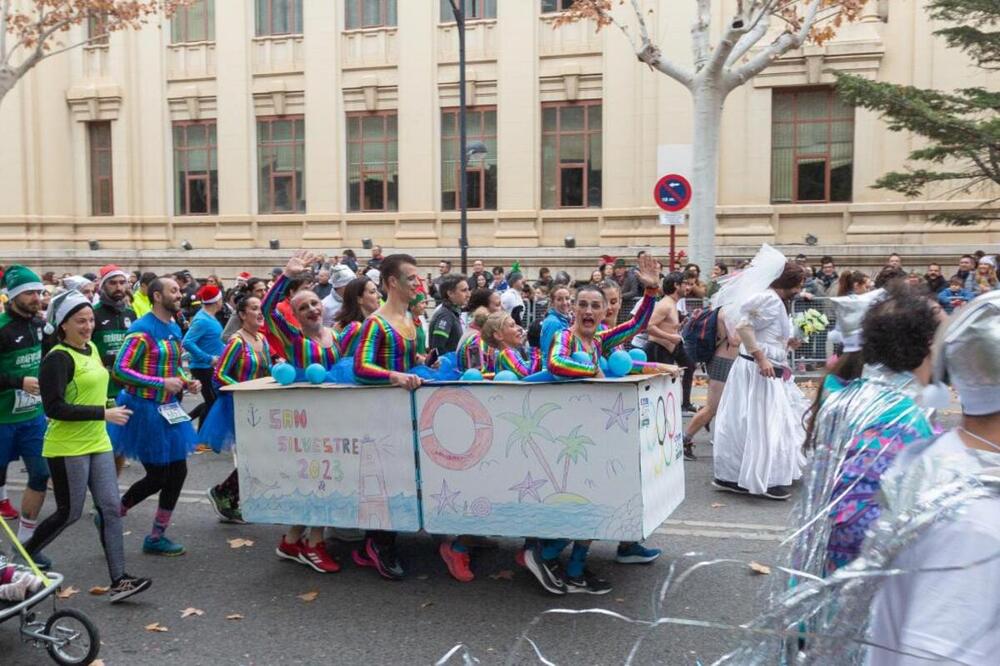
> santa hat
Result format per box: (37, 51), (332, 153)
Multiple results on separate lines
(44, 290), (92, 335)
(62, 275), (92, 292)
(97, 264), (128, 291)
(1, 265), (44, 300)
(196, 284), (222, 304)
(237, 271), (252, 282)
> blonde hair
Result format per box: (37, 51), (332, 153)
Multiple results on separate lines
(480, 311), (512, 349)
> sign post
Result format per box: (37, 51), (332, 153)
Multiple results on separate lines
(653, 174), (692, 272)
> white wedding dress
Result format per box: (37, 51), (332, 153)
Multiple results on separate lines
(713, 289), (808, 494)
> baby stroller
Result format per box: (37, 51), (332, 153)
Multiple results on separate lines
(0, 517), (100, 665)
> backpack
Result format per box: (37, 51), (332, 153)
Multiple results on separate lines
(681, 307), (720, 364)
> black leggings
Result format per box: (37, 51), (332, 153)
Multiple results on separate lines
(121, 460), (188, 512)
(647, 340), (696, 406)
(188, 368), (217, 427)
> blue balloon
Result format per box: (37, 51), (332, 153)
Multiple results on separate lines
(628, 348), (648, 363)
(494, 370), (519, 382)
(522, 370), (560, 383)
(305, 363), (326, 385)
(571, 351), (592, 366)
(598, 356), (608, 373)
(271, 362), (296, 386)
(607, 350), (633, 377)
(438, 353), (455, 373)
(461, 368), (484, 382)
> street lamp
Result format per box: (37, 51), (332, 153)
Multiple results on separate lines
(449, 0), (480, 275)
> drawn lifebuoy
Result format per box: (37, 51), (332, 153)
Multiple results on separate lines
(419, 387), (494, 471)
(656, 393), (678, 467)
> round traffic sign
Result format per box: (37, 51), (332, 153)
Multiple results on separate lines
(654, 174), (692, 212)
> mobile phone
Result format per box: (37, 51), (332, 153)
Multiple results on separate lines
(468, 344), (482, 369)
(425, 348), (439, 367)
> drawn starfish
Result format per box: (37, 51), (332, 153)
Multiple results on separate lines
(430, 479), (461, 515)
(508, 471), (547, 503)
(602, 393), (635, 433)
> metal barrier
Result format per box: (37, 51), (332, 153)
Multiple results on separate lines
(789, 296), (836, 369)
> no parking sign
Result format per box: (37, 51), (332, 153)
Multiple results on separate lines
(654, 173), (691, 225)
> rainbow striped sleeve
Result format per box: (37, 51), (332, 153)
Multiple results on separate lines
(496, 347), (542, 378)
(262, 273), (300, 358)
(214, 336), (246, 386)
(353, 317), (392, 384)
(548, 330), (597, 378)
(596, 289), (656, 352)
(337, 321), (363, 357)
(456, 332), (485, 371)
(113, 333), (165, 390)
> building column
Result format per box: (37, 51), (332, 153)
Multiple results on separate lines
(396, 0), (436, 217)
(303, 0), (341, 231)
(216, 2), (254, 217)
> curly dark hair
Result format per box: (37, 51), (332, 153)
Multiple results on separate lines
(862, 286), (938, 372)
(874, 266), (906, 289)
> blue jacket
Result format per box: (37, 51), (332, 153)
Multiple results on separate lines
(539, 309), (572, 367)
(937, 287), (974, 313)
(182, 309), (224, 369)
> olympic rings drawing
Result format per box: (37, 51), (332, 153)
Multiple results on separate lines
(419, 387), (494, 471)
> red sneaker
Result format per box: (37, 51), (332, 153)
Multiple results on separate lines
(0, 499), (18, 521)
(439, 541), (474, 582)
(515, 548), (527, 568)
(275, 538), (301, 563)
(298, 540), (341, 573)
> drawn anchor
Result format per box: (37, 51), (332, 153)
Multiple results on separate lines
(246, 402), (262, 428)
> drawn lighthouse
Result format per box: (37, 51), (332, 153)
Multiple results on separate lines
(357, 436), (391, 529)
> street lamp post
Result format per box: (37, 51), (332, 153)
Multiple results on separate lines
(450, 0), (469, 274)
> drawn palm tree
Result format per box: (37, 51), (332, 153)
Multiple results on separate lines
(555, 425), (596, 492)
(499, 391), (560, 492)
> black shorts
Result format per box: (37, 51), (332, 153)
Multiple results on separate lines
(646, 340), (694, 370)
(707, 355), (734, 382)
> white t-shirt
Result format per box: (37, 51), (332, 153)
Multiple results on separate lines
(867, 432), (1000, 666)
(321, 291), (342, 328)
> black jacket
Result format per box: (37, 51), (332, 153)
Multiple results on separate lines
(428, 302), (464, 355)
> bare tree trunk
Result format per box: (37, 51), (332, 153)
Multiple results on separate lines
(688, 82), (725, 272)
(0, 66), (17, 109)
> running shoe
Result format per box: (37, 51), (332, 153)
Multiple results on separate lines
(683, 435), (697, 461)
(523, 547), (566, 595)
(297, 540), (341, 573)
(763, 485), (792, 501)
(108, 574), (152, 603)
(275, 538), (302, 563)
(682, 403), (700, 415)
(206, 487), (244, 524)
(615, 542), (662, 565)
(358, 536), (403, 581)
(565, 569), (612, 595)
(0, 498), (19, 520)
(142, 535), (186, 556)
(15, 550), (51, 571)
(712, 479), (750, 495)
(439, 541), (474, 582)
(514, 548), (527, 568)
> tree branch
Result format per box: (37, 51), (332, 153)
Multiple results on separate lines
(619, 0), (694, 88)
(725, 8), (770, 67)
(724, 0), (820, 91)
(701, 19), (749, 79)
(0, 0), (10, 63)
(692, 0), (711, 71)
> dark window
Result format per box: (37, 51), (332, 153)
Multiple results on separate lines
(441, 107), (497, 210)
(255, 0), (303, 36)
(440, 0), (497, 22)
(173, 121), (219, 216)
(347, 112), (398, 212)
(771, 88), (854, 203)
(88, 122), (113, 216)
(345, 0), (397, 29)
(172, 0), (215, 43)
(87, 12), (109, 45)
(541, 0), (575, 13)
(257, 116), (306, 213)
(541, 102), (602, 208)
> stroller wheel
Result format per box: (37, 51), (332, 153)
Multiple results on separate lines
(44, 608), (100, 665)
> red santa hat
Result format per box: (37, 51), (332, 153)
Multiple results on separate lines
(196, 284), (222, 304)
(97, 264), (128, 291)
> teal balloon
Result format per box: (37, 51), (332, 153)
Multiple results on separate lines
(598, 356), (608, 373)
(607, 350), (633, 377)
(461, 369), (484, 382)
(571, 351), (592, 366)
(305, 363), (326, 385)
(271, 363), (296, 386)
(494, 370), (519, 382)
(628, 348), (647, 363)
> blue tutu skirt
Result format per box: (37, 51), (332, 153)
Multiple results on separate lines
(108, 391), (197, 464)
(198, 392), (235, 453)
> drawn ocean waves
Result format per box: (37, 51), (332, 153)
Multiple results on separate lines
(242, 490), (420, 531)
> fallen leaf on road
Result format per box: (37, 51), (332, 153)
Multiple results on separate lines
(181, 607), (204, 618)
(92, 660), (105, 666)
(710, 502), (726, 508)
(145, 622), (169, 633)
(56, 586), (79, 599)
(488, 570), (514, 581)
(123, 530), (132, 536)
(297, 591), (319, 602)
(227, 538), (255, 549)
(421, 601), (434, 608)
(749, 561), (771, 575)
(89, 585), (109, 595)
(226, 613), (244, 621)
(194, 444), (212, 454)
(614, 597), (626, 603)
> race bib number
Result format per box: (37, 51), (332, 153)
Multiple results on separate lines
(12, 389), (41, 414)
(157, 402), (191, 424)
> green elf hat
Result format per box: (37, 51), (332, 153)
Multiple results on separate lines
(44, 290), (92, 335)
(1, 265), (44, 300)
(409, 291), (427, 308)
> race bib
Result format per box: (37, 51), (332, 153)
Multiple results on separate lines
(157, 402), (191, 425)
(12, 389), (41, 414)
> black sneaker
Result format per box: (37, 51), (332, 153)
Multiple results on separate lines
(207, 487), (243, 524)
(763, 485), (792, 501)
(364, 537), (404, 580)
(681, 403), (699, 415)
(523, 547), (566, 595)
(712, 479), (750, 495)
(683, 435), (697, 461)
(565, 569), (612, 595)
(108, 574), (152, 603)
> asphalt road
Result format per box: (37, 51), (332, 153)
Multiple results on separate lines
(1, 387), (961, 666)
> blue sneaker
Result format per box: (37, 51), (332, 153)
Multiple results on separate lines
(142, 535), (186, 557)
(615, 542), (661, 565)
